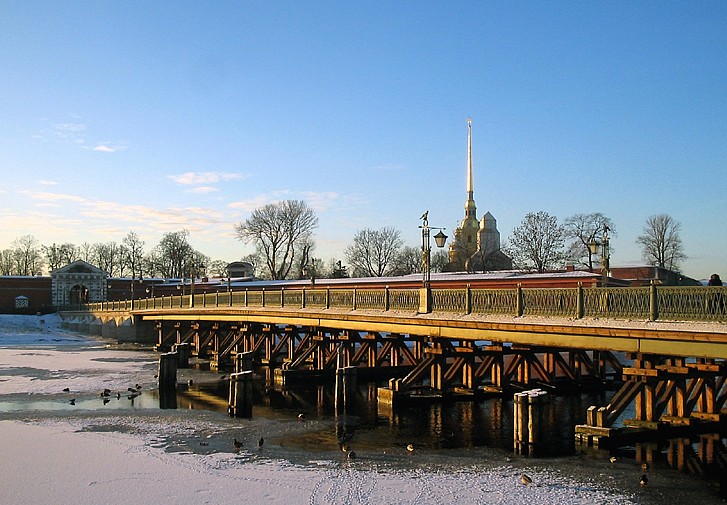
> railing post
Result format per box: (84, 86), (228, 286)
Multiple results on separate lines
(244, 288), (248, 307)
(466, 284), (472, 314)
(261, 288), (265, 307)
(281, 287), (285, 308)
(516, 284), (524, 317)
(385, 286), (390, 311)
(576, 283), (584, 319)
(302, 288), (306, 308)
(326, 287), (330, 309)
(352, 287), (357, 311)
(649, 281), (658, 321)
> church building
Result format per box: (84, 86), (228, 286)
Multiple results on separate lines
(446, 119), (512, 272)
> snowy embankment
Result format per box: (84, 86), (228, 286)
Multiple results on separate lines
(0, 418), (638, 505)
(0, 313), (88, 346)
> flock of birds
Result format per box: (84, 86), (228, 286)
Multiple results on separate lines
(60, 389), (656, 490)
(517, 455), (652, 489)
(62, 383), (144, 406)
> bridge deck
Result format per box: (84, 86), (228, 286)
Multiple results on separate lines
(132, 307), (727, 359)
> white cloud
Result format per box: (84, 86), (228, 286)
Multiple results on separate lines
(92, 145), (116, 153)
(54, 123), (86, 132)
(189, 186), (218, 194)
(169, 172), (246, 186)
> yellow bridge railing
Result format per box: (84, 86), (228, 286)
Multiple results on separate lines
(71, 285), (727, 323)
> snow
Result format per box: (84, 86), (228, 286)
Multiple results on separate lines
(0, 419), (638, 505)
(0, 313), (699, 505)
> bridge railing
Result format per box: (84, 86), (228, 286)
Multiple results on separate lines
(70, 284), (727, 323)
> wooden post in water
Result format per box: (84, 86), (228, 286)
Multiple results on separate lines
(335, 366), (357, 414)
(158, 352), (178, 409)
(235, 351), (254, 373)
(228, 371), (253, 418)
(158, 352), (178, 390)
(513, 388), (548, 455)
(172, 342), (191, 368)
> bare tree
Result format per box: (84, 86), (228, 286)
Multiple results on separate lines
(390, 246), (421, 276)
(234, 200), (318, 280)
(0, 249), (15, 275)
(564, 213), (615, 271)
(431, 250), (450, 273)
(78, 242), (94, 263)
(293, 236), (316, 280)
(146, 230), (196, 278)
(636, 214), (686, 271)
(507, 211), (565, 273)
(122, 231), (145, 279)
(345, 227), (403, 277)
(11, 235), (45, 275)
(43, 243), (78, 272)
(92, 242), (125, 277)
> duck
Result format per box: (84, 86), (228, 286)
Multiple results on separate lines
(258, 437), (264, 449)
(233, 438), (243, 449)
(639, 474), (648, 487)
(520, 474), (533, 486)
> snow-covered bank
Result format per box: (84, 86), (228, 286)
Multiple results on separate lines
(0, 419), (640, 505)
(0, 313), (88, 347)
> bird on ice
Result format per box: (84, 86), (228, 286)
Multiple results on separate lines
(639, 474), (648, 487)
(520, 474), (533, 486)
(258, 437), (264, 449)
(406, 443), (415, 453)
(233, 438), (243, 449)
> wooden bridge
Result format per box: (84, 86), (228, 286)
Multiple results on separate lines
(61, 283), (727, 446)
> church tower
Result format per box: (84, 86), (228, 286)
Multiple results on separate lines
(449, 118), (480, 262)
(447, 118), (512, 272)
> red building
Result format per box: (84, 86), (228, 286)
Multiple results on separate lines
(0, 276), (53, 314)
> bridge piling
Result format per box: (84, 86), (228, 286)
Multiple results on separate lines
(158, 352), (178, 390)
(228, 371), (253, 418)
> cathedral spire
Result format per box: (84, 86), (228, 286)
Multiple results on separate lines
(466, 117), (473, 200)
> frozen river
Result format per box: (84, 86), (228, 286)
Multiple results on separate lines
(0, 314), (723, 505)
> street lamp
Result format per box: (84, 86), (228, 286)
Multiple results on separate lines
(419, 211), (447, 313)
(588, 224), (611, 285)
(303, 258), (316, 286)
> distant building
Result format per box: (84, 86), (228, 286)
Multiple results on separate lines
(51, 260), (108, 306)
(609, 265), (701, 286)
(446, 119), (512, 272)
(0, 276), (52, 314)
(226, 261), (255, 279)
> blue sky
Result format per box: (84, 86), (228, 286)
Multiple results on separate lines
(1, 2), (725, 280)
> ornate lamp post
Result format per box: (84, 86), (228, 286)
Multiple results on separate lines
(303, 258), (316, 286)
(588, 224), (611, 286)
(419, 211), (447, 313)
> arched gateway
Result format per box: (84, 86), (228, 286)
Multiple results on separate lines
(51, 260), (108, 308)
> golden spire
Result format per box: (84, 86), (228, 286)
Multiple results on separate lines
(466, 117), (473, 200)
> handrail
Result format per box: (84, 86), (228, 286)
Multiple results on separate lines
(63, 285), (727, 323)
